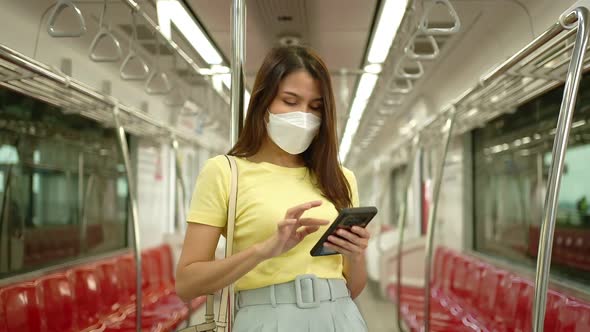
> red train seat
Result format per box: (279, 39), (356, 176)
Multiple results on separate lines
(0, 244), (205, 332)
(68, 267), (108, 331)
(556, 299), (590, 331)
(37, 273), (78, 331)
(0, 282), (43, 332)
(386, 246), (590, 332)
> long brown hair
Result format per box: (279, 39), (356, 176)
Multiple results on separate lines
(228, 46), (352, 210)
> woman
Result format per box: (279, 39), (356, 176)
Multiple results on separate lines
(176, 45), (370, 331)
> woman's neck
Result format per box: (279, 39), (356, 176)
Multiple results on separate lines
(249, 137), (305, 168)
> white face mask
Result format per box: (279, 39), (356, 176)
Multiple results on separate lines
(266, 111), (321, 155)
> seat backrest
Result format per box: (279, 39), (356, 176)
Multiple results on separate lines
(0, 282), (44, 332)
(116, 254), (144, 305)
(432, 247), (447, 287)
(463, 260), (486, 305)
(544, 290), (568, 331)
(556, 299), (590, 332)
(96, 259), (128, 311)
(158, 244), (175, 287)
(0, 299), (6, 331)
(494, 274), (523, 330)
(37, 273), (77, 331)
(67, 266), (105, 328)
(450, 255), (470, 298)
(477, 267), (506, 316)
(514, 279), (534, 331)
(440, 251), (456, 294)
(141, 250), (161, 294)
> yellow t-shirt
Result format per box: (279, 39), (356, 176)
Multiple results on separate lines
(186, 155), (359, 291)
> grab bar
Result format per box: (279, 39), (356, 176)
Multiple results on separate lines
(405, 34), (440, 60)
(79, 174), (95, 254)
(419, 0), (461, 35)
(396, 135), (420, 332)
(120, 9), (150, 80)
(531, 5), (590, 332)
(145, 71), (173, 95)
(112, 104), (142, 332)
(145, 33), (173, 95)
(396, 57), (424, 79)
(47, 0), (87, 38)
(390, 78), (413, 94)
(89, 0), (122, 62)
(171, 138), (187, 233)
(424, 107), (457, 332)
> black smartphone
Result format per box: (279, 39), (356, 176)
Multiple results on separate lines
(309, 206), (378, 257)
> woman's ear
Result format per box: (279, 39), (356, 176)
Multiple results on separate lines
(264, 109), (270, 123)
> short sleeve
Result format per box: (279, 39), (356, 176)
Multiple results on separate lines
(186, 156), (230, 227)
(343, 167), (360, 207)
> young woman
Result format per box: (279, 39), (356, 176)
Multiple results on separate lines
(176, 45), (370, 331)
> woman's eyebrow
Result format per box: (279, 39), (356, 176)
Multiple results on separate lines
(282, 91), (322, 102)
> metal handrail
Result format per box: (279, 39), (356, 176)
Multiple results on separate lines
(396, 57), (424, 80)
(382, 11), (579, 160)
(47, 0), (87, 38)
(418, 0), (461, 35)
(112, 104), (142, 332)
(145, 33), (173, 95)
(395, 135), (420, 332)
(171, 138), (187, 233)
(0, 163), (14, 272)
(390, 78), (413, 94)
(405, 34), (440, 60)
(120, 8), (150, 80)
(79, 174), (96, 254)
(222, 0), (246, 327)
(532, 5), (590, 332)
(0, 44), (205, 149)
(423, 108), (456, 332)
(89, 0), (122, 63)
(231, 0), (246, 142)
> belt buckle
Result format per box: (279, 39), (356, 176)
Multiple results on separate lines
(294, 274), (320, 309)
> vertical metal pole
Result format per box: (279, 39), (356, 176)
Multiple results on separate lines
(171, 138), (187, 232)
(532, 7), (589, 332)
(373, 161), (386, 297)
(3, 185), (12, 272)
(424, 109), (457, 332)
(79, 175), (95, 255)
(0, 165), (13, 272)
(396, 135), (420, 332)
(78, 153), (84, 223)
(231, 0), (246, 146)
(228, 0), (245, 327)
(112, 105), (142, 332)
(77, 153), (84, 254)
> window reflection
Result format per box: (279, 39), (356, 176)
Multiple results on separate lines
(0, 88), (129, 277)
(474, 74), (590, 285)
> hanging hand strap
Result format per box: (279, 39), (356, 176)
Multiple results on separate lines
(216, 155), (238, 331)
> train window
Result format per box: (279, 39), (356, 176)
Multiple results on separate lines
(0, 88), (129, 277)
(473, 73), (590, 285)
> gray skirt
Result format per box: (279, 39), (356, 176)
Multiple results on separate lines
(233, 275), (368, 332)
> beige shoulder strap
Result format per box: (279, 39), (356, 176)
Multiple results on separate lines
(216, 155), (238, 331)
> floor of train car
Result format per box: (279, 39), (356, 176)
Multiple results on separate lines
(188, 285), (399, 331)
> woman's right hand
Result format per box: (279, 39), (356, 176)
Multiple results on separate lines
(256, 200), (329, 259)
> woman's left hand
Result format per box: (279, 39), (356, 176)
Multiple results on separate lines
(324, 226), (371, 258)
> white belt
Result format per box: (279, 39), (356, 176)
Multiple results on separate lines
(236, 274), (350, 309)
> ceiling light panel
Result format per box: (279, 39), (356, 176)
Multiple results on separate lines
(157, 0), (223, 65)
